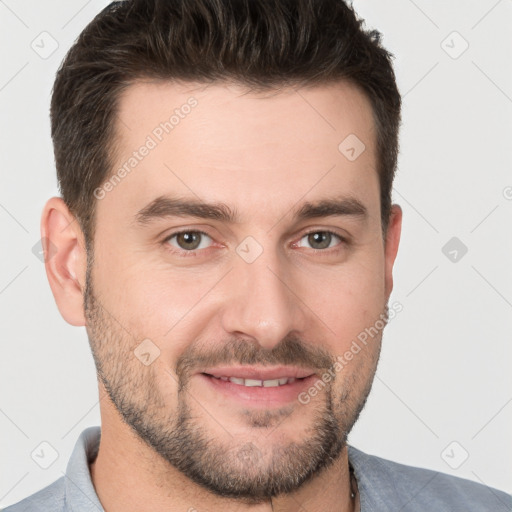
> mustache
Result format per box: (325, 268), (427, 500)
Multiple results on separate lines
(175, 335), (335, 383)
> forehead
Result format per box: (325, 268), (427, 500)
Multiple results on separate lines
(100, 80), (379, 227)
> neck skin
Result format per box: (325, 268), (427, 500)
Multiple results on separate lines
(90, 383), (356, 512)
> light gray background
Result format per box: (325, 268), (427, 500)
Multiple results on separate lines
(1, 0), (511, 507)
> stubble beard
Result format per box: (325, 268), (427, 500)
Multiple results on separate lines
(83, 260), (381, 503)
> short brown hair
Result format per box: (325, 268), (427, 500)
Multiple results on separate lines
(51, 0), (401, 247)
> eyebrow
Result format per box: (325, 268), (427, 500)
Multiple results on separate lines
(295, 196), (367, 221)
(135, 195), (238, 225)
(134, 194), (368, 226)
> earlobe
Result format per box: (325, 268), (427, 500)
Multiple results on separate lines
(41, 197), (88, 326)
(384, 204), (402, 300)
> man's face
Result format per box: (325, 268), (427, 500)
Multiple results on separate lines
(84, 80), (399, 501)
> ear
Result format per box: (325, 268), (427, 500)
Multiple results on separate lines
(384, 204), (402, 300)
(41, 197), (88, 326)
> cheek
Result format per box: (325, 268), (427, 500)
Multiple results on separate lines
(303, 256), (386, 342)
(92, 248), (223, 361)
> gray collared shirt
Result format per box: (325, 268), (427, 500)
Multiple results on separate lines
(3, 426), (511, 511)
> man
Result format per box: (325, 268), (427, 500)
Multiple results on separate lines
(4, 0), (511, 511)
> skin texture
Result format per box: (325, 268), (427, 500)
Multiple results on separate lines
(42, 80), (402, 512)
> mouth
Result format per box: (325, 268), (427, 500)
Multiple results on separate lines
(205, 374), (301, 387)
(197, 366), (318, 406)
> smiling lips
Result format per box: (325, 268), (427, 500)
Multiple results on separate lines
(210, 376), (297, 387)
(200, 365), (316, 388)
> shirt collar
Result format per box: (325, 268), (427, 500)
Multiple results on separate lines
(64, 426), (104, 512)
(348, 444), (403, 512)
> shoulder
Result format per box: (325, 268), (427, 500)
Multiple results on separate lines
(1, 477), (66, 512)
(3, 426), (102, 512)
(348, 445), (512, 511)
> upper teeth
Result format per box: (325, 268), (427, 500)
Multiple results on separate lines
(214, 376), (296, 387)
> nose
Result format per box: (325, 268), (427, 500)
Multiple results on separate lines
(219, 249), (309, 351)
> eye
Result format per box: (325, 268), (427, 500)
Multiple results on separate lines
(164, 230), (213, 253)
(296, 230), (345, 251)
